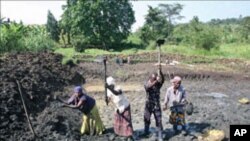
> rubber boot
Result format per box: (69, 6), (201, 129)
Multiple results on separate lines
(157, 128), (163, 141)
(142, 124), (150, 137)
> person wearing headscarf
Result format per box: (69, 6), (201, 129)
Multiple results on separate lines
(63, 86), (105, 135)
(143, 65), (165, 140)
(105, 76), (134, 140)
(163, 76), (187, 133)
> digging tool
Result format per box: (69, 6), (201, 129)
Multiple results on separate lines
(155, 39), (166, 67)
(103, 56), (109, 105)
(93, 55), (109, 105)
(16, 80), (37, 138)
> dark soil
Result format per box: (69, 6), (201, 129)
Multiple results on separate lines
(0, 52), (249, 141)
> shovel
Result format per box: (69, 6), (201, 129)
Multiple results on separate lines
(154, 39), (166, 67)
(94, 56), (109, 105)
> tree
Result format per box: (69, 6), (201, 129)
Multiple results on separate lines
(139, 6), (170, 44)
(59, 0), (75, 45)
(189, 17), (220, 50)
(46, 10), (60, 42)
(240, 16), (250, 41)
(62, 0), (135, 50)
(158, 3), (184, 36)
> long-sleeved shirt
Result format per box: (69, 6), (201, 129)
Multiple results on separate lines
(107, 85), (130, 113)
(144, 71), (165, 103)
(164, 85), (186, 108)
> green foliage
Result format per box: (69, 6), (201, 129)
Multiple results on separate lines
(46, 10), (60, 42)
(139, 6), (170, 44)
(62, 0), (135, 50)
(0, 20), (56, 53)
(62, 57), (78, 66)
(24, 32), (56, 52)
(158, 3), (184, 24)
(208, 17), (242, 25)
(172, 16), (220, 50)
(172, 23), (190, 44)
(239, 16), (250, 42)
(59, 1), (73, 45)
(190, 17), (220, 50)
(191, 26), (220, 50)
(0, 22), (26, 53)
(146, 41), (157, 50)
(72, 35), (86, 52)
(138, 3), (183, 46)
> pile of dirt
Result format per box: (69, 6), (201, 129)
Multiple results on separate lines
(0, 52), (84, 140)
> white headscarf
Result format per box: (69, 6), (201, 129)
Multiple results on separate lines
(107, 76), (116, 85)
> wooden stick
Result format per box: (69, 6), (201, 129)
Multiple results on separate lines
(16, 80), (37, 138)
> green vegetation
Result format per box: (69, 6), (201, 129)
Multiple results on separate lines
(46, 10), (60, 42)
(0, 19), (56, 53)
(160, 44), (250, 59)
(1, 2), (250, 63)
(55, 42), (250, 62)
(61, 0), (135, 50)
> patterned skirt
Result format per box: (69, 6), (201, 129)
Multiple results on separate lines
(114, 105), (133, 137)
(80, 105), (105, 135)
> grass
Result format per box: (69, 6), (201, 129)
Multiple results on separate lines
(160, 43), (250, 60)
(54, 43), (250, 65)
(219, 43), (250, 59)
(54, 46), (149, 57)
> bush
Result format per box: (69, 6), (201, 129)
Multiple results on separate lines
(192, 27), (220, 50)
(72, 37), (86, 53)
(62, 57), (79, 67)
(24, 34), (56, 52)
(146, 41), (157, 50)
(0, 22), (56, 53)
(0, 24), (26, 53)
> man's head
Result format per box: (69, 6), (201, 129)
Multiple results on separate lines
(74, 86), (83, 97)
(171, 76), (182, 89)
(149, 72), (158, 82)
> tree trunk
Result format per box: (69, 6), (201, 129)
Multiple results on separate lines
(67, 32), (71, 45)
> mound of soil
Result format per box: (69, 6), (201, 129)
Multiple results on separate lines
(0, 52), (84, 140)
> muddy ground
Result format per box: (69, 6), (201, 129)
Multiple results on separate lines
(0, 52), (249, 141)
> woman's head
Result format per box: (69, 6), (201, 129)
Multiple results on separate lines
(107, 76), (115, 86)
(74, 86), (83, 96)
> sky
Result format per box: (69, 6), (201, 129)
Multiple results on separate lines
(1, 1), (250, 32)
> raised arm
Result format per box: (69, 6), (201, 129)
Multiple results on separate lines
(157, 68), (165, 84)
(144, 80), (157, 91)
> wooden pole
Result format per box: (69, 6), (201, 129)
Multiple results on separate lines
(16, 80), (37, 138)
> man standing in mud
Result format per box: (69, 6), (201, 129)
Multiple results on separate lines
(143, 65), (164, 140)
(163, 76), (187, 134)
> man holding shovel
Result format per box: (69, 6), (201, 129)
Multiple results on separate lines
(142, 39), (165, 141)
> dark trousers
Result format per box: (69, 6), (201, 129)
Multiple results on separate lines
(144, 101), (163, 133)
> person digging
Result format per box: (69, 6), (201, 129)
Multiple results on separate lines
(57, 86), (105, 135)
